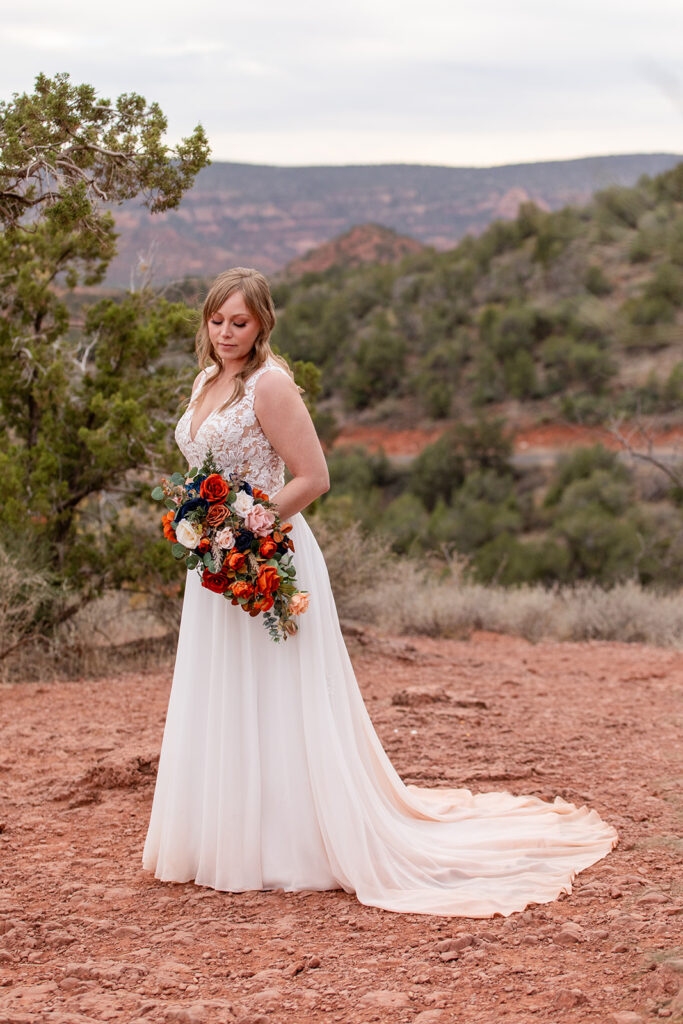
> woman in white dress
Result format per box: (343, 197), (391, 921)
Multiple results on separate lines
(141, 267), (618, 917)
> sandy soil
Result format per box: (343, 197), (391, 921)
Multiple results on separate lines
(1, 628), (682, 1024)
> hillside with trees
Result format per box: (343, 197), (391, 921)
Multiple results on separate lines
(270, 162), (683, 588)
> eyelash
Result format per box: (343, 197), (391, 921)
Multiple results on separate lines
(210, 320), (247, 328)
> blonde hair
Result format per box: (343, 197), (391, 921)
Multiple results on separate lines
(194, 267), (294, 407)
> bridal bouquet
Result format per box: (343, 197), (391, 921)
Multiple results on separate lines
(151, 451), (309, 641)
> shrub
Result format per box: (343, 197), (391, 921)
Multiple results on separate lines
(584, 264), (613, 295)
(342, 314), (406, 409)
(544, 446), (627, 507)
(376, 493), (430, 555)
(472, 532), (571, 585)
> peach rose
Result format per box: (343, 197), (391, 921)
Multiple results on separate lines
(289, 591), (309, 616)
(215, 526), (235, 549)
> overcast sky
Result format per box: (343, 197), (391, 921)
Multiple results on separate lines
(1, 0), (682, 167)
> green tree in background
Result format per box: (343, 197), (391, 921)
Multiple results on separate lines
(0, 73), (211, 656)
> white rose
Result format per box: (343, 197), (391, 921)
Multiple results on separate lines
(215, 526), (235, 549)
(233, 490), (255, 518)
(175, 518), (204, 548)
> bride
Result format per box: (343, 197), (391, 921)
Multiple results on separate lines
(141, 267), (617, 917)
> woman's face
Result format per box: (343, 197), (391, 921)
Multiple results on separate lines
(207, 290), (261, 368)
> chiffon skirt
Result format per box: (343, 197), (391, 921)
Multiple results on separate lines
(141, 512), (618, 917)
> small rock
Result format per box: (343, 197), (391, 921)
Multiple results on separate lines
(638, 891), (668, 905)
(436, 934), (472, 953)
(287, 959), (306, 978)
(611, 1013), (643, 1024)
(439, 951), (459, 963)
(611, 943), (630, 953)
(165, 1006), (206, 1024)
(307, 956), (321, 969)
(554, 988), (588, 1009)
(414, 1012), (448, 1024)
(555, 922), (584, 945)
(359, 990), (411, 1008)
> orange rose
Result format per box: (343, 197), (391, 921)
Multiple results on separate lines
(253, 594), (275, 612)
(231, 581), (254, 600)
(206, 503), (229, 527)
(198, 537), (211, 553)
(199, 474), (229, 503)
(257, 565), (280, 595)
(226, 549), (247, 572)
(252, 487), (270, 501)
(259, 537), (278, 558)
(162, 510), (176, 540)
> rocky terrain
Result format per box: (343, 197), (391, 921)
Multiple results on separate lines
(1, 627), (682, 1023)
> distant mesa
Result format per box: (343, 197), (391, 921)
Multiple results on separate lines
(282, 223), (425, 277)
(104, 154), (683, 286)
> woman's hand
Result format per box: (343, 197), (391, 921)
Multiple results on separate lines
(253, 370), (330, 519)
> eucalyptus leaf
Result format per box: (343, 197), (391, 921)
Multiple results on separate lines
(151, 486), (164, 501)
(170, 472), (185, 486)
(172, 542), (187, 559)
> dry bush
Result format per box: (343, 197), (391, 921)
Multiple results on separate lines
(366, 577), (683, 647)
(0, 543), (54, 674)
(312, 519), (683, 647)
(0, 582), (178, 684)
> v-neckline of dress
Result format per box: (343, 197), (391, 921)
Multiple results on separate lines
(188, 367), (230, 444)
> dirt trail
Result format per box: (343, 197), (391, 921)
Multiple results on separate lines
(334, 423), (683, 458)
(1, 629), (682, 1024)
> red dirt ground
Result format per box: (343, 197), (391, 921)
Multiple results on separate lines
(333, 423), (683, 457)
(1, 628), (682, 1024)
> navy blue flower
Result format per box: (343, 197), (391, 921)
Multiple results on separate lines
(174, 497), (209, 524)
(187, 474), (207, 494)
(239, 480), (254, 496)
(234, 528), (255, 552)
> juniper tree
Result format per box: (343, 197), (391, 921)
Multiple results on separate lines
(0, 73), (211, 653)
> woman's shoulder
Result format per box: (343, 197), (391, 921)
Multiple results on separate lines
(250, 359), (302, 407)
(249, 358), (295, 388)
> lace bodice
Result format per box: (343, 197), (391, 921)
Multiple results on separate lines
(175, 359), (290, 496)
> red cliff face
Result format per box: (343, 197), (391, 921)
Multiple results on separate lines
(282, 223), (425, 277)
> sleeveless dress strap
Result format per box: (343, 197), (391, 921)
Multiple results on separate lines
(244, 360), (291, 408)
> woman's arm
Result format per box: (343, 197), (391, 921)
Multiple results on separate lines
(253, 370), (330, 519)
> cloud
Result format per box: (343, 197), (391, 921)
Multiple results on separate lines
(1, 0), (681, 165)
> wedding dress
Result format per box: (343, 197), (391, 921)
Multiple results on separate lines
(141, 357), (618, 917)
